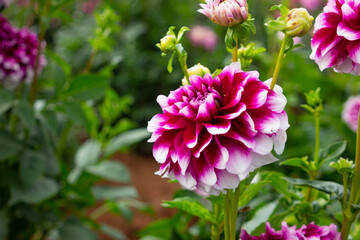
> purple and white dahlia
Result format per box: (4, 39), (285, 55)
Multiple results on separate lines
(0, 15), (46, 86)
(198, 0), (248, 27)
(342, 95), (360, 132)
(148, 63), (289, 194)
(310, 0), (360, 75)
(240, 221), (341, 240)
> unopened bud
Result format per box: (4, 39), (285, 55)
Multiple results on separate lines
(286, 8), (314, 37)
(330, 158), (354, 177)
(158, 35), (177, 54)
(187, 63), (210, 77)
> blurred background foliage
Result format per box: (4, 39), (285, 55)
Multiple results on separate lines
(1, 0), (360, 239)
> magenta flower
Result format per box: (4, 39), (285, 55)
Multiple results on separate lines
(310, 0), (360, 75)
(342, 95), (360, 132)
(188, 25), (218, 51)
(81, 0), (102, 14)
(148, 63), (289, 194)
(298, 0), (322, 11)
(0, 15), (46, 87)
(240, 221), (341, 240)
(198, 0), (248, 27)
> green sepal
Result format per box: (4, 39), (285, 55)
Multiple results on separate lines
(270, 4), (290, 17)
(167, 53), (175, 73)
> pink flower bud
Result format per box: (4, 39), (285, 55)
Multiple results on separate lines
(198, 0), (248, 27)
(286, 8), (314, 37)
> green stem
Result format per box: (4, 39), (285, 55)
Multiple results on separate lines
(29, 0), (50, 104)
(350, 109), (360, 205)
(314, 112), (320, 165)
(343, 175), (348, 210)
(211, 204), (221, 240)
(83, 48), (98, 74)
(270, 34), (288, 90)
(224, 193), (231, 240)
(232, 39), (238, 63)
(56, 120), (72, 157)
(90, 203), (108, 220)
(341, 212), (352, 240)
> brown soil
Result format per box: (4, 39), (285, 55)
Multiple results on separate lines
(94, 152), (180, 240)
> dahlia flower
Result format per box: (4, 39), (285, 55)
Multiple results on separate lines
(0, 0), (11, 9)
(148, 63), (289, 194)
(240, 221), (341, 240)
(342, 95), (360, 132)
(188, 25), (218, 51)
(310, 0), (360, 75)
(0, 15), (46, 86)
(198, 0), (248, 27)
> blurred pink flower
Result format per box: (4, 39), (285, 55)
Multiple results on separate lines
(82, 0), (101, 14)
(241, 221), (340, 240)
(0, 15), (46, 87)
(0, 0), (11, 9)
(198, 0), (248, 27)
(148, 63), (289, 195)
(310, 0), (360, 75)
(188, 25), (218, 51)
(298, 0), (322, 11)
(342, 95), (360, 132)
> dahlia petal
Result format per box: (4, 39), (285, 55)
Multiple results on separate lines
(219, 66), (235, 94)
(153, 132), (176, 163)
(147, 114), (169, 132)
(189, 75), (204, 91)
(179, 105), (197, 119)
(195, 93), (218, 122)
(218, 102), (246, 120)
(156, 95), (169, 108)
(249, 108), (281, 134)
(163, 116), (190, 130)
(192, 130), (213, 157)
(337, 20), (360, 41)
(341, 3), (360, 29)
(204, 138), (229, 169)
(173, 164), (197, 189)
(173, 133), (192, 174)
(249, 152), (278, 172)
(253, 134), (273, 155)
(225, 126), (256, 149)
(233, 111), (257, 137)
(193, 155), (217, 186)
(223, 85), (244, 108)
(184, 123), (203, 148)
(317, 39), (347, 70)
(242, 87), (268, 109)
(278, 111), (290, 130)
(148, 131), (163, 143)
(334, 57), (355, 73)
(203, 118), (231, 135)
(347, 40), (360, 64)
(220, 138), (252, 175)
(314, 12), (341, 31)
(215, 169), (240, 189)
(272, 129), (287, 155)
(264, 91), (287, 113)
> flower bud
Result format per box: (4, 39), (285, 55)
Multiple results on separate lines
(158, 34), (177, 54)
(182, 63), (210, 86)
(198, 0), (248, 27)
(330, 158), (354, 177)
(187, 63), (210, 77)
(286, 8), (314, 37)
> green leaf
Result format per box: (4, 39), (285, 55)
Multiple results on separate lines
(62, 101), (88, 127)
(14, 100), (36, 131)
(265, 19), (287, 31)
(101, 224), (127, 240)
(10, 177), (59, 205)
(46, 49), (71, 77)
(59, 219), (97, 240)
(242, 199), (279, 235)
(19, 151), (46, 187)
(104, 128), (150, 156)
(0, 130), (22, 160)
(270, 4), (289, 17)
(0, 211), (8, 239)
(238, 181), (271, 207)
(0, 89), (14, 115)
(319, 141), (347, 168)
(162, 197), (217, 224)
(176, 26), (190, 42)
(167, 52), (175, 74)
(284, 177), (344, 199)
(139, 217), (175, 239)
(280, 157), (310, 173)
(85, 160), (130, 183)
(65, 74), (109, 101)
(75, 140), (102, 168)
(92, 186), (138, 200)
(262, 172), (301, 201)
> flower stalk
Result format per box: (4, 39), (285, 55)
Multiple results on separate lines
(270, 34), (288, 90)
